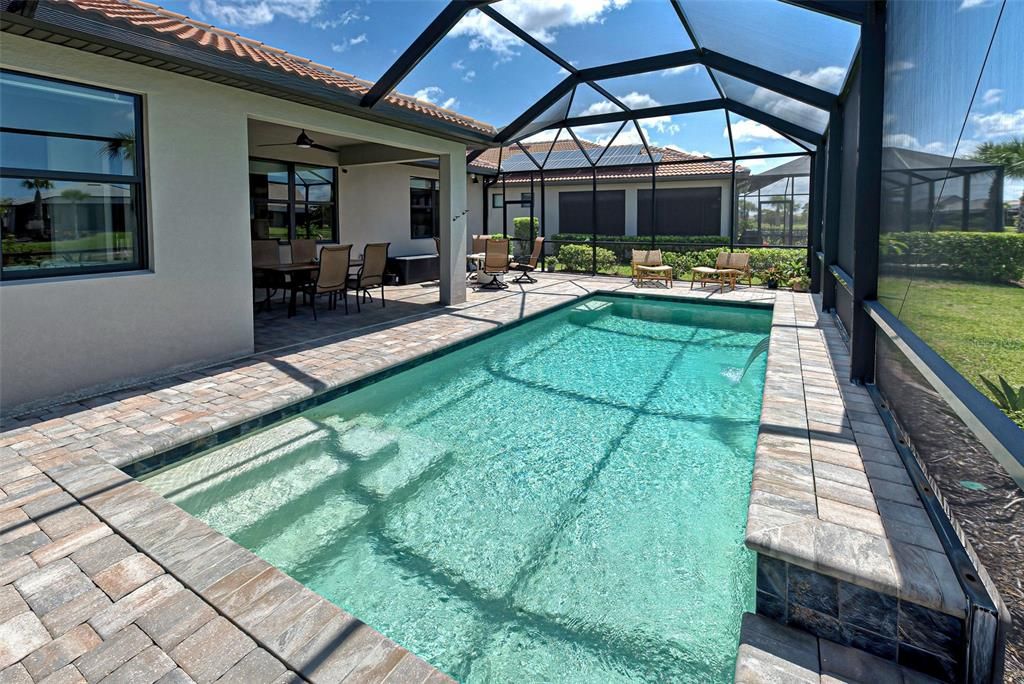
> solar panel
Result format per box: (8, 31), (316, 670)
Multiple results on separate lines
(497, 146), (665, 172)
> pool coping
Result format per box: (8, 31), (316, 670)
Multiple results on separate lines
(745, 291), (969, 676)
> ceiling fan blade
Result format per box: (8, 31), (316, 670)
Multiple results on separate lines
(311, 143), (340, 153)
(257, 142), (297, 147)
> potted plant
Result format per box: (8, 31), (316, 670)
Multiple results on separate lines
(760, 266), (781, 289)
(789, 274), (810, 292)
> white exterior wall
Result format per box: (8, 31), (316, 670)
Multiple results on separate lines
(0, 35), (466, 410)
(486, 179), (732, 238)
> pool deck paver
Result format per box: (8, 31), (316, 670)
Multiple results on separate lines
(0, 274), (958, 682)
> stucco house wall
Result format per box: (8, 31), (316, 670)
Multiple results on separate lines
(0, 34), (466, 411)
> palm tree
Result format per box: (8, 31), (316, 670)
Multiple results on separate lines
(103, 132), (136, 166)
(971, 137), (1024, 232)
(59, 189), (90, 241)
(21, 178), (54, 221)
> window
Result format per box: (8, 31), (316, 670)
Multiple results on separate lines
(638, 188), (723, 237)
(249, 160), (337, 242)
(520, 192), (533, 204)
(492, 193), (504, 208)
(557, 190), (626, 235)
(0, 70), (146, 280)
(410, 177), (439, 239)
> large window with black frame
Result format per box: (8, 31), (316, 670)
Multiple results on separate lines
(249, 160), (337, 242)
(0, 70), (147, 280)
(410, 176), (440, 239)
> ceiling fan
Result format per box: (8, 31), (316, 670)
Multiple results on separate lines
(257, 129), (339, 153)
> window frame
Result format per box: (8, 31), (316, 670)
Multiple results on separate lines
(492, 193), (504, 208)
(248, 157), (339, 244)
(0, 68), (149, 282)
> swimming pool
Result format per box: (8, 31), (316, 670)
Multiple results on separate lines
(143, 295), (772, 682)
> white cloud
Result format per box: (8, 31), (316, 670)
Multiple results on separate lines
(969, 109), (1024, 140)
(886, 60), (915, 75)
(189, 0), (324, 26)
(662, 65), (699, 76)
(331, 33), (368, 53)
(452, 60), (477, 82)
(410, 88), (459, 111)
(450, 0), (631, 58)
(413, 86), (444, 104)
(786, 66), (845, 91)
(664, 144), (712, 157)
(313, 6), (368, 29)
(748, 146), (767, 155)
(882, 133), (950, 154)
(981, 88), (1003, 106)
(959, 0), (995, 9)
(730, 119), (783, 142)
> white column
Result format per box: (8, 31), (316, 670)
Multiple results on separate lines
(439, 151), (468, 305)
(624, 187), (638, 236)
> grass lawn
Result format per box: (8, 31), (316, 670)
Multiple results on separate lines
(878, 276), (1024, 406)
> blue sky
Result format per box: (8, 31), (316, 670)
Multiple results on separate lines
(163, 0), (1019, 197)
(161, 0), (867, 171)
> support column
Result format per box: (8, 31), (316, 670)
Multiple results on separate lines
(439, 151), (468, 306)
(808, 151), (822, 293)
(850, 0), (886, 383)
(822, 107), (843, 311)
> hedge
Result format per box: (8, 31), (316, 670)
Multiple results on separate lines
(882, 231), (1024, 282)
(557, 244), (618, 272)
(547, 234), (728, 263)
(661, 248), (808, 281)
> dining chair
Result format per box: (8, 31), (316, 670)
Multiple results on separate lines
(301, 244), (352, 319)
(252, 239), (281, 312)
(348, 242), (389, 312)
(289, 238), (318, 264)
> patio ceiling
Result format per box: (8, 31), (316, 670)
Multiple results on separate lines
(363, 0), (862, 168)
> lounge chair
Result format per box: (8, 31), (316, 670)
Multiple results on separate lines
(509, 237), (544, 283)
(348, 242), (389, 311)
(480, 238), (510, 290)
(691, 252), (752, 292)
(301, 244), (351, 319)
(632, 249), (673, 288)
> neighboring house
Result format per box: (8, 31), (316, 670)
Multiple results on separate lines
(470, 141), (747, 240)
(0, 0), (493, 410)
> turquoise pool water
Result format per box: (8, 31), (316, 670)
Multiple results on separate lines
(144, 296), (772, 682)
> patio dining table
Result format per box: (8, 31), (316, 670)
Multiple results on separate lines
(255, 258), (365, 318)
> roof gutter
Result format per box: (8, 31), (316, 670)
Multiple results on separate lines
(0, 2), (495, 147)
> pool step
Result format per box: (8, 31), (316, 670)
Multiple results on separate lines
(735, 612), (941, 683)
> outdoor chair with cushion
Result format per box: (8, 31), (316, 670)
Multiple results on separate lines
(691, 252), (752, 292)
(632, 249), (673, 288)
(480, 238), (510, 290)
(509, 237), (544, 283)
(348, 242), (389, 311)
(301, 244), (351, 320)
(252, 239), (282, 312)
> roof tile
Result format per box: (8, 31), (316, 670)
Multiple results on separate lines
(60, 0), (496, 136)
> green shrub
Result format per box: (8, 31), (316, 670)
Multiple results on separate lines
(513, 217), (539, 242)
(557, 244), (617, 272)
(883, 231), (1024, 282)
